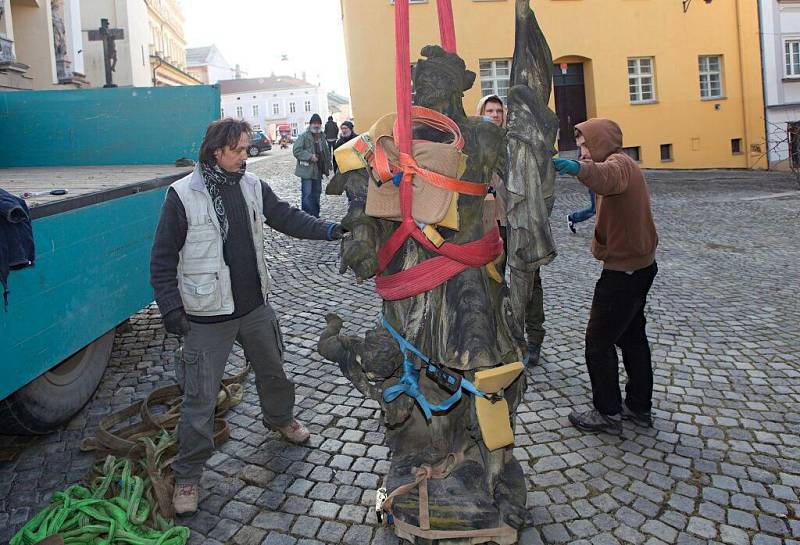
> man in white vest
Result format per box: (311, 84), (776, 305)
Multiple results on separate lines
(150, 118), (345, 515)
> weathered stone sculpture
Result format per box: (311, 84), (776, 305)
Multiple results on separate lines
(319, 2), (556, 542)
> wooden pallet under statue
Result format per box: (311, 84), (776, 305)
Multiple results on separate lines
(319, 1), (558, 543)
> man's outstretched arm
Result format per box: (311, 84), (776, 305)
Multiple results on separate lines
(261, 180), (342, 240)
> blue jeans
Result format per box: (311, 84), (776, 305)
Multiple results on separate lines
(301, 178), (321, 217)
(569, 189), (596, 224)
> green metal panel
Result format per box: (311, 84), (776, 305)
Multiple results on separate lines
(0, 184), (172, 400)
(0, 85), (220, 167)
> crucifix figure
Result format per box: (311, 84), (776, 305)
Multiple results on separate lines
(88, 18), (124, 88)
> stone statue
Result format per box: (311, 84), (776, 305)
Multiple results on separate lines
(51, 0), (70, 81)
(319, 1), (556, 542)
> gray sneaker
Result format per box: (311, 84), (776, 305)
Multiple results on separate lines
(622, 405), (653, 427)
(568, 408), (622, 434)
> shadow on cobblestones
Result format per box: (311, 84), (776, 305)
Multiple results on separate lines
(1, 150), (799, 545)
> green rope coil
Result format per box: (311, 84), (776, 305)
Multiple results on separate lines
(10, 456), (189, 545)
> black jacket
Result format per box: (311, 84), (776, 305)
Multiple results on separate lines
(0, 188), (35, 308)
(150, 178), (335, 322)
(324, 120), (339, 141)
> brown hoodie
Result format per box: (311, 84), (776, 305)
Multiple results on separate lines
(575, 118), (658, 271)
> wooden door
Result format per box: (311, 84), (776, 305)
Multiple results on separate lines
(553, 63), (588, 152)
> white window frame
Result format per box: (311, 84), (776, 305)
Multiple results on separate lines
(699, 55), (723, 99)
(290, 122), (298, 137)
(272, 103), (280, 116)
(289, 101), (296, 113)
(235, 106), (243, 118)
(479, 58), (511, 101)
(785, 39), (800, 78)
(628, 57), (656, 104)
(252, 104), (259, 118)
(304, 100), (312, 112)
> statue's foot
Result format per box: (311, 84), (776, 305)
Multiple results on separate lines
(386, 456), (520, 545)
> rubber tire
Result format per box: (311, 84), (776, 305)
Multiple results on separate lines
(0, 330), (115, 435)
(247, 146), (260, 157)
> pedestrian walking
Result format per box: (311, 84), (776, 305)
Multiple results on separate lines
(293, 113), (330, 217)
(477, 94), (549, 364)
(553, 118), (659, 435)
(332, 120), (357, 173)
(150, 118), (345, 515)
(324, 115), (339, 166)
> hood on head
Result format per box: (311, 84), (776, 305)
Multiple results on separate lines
(476, 94), (505, 126)
(575, 118), (623, 161)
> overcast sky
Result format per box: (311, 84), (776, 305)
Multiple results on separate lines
(183, 0), (351, 96)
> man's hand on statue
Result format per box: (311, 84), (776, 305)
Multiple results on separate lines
(553, 158), (581, 176)
(329, 223), (348, 240)
(163, 308), (191, 336)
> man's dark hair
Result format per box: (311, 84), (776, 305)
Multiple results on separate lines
(199, 118), (252, 165)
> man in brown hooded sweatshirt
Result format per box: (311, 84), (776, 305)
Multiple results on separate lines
(553, 118), (658, 434)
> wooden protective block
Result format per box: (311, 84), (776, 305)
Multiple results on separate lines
(474, 362), (524, 451)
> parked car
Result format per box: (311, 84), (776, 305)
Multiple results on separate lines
(248, 131), (272, 157)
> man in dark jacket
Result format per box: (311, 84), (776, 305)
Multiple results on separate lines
(332, 120), (356, 173)
(553, 118), (659, 435)
(151, 118), (345, 515)
(324, 115), (339, 162)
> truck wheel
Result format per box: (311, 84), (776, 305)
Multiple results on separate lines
(247, 146), (259, 157)
(0, 330), (115, 435)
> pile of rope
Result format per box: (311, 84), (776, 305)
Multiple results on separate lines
(11, 363), (250, 545)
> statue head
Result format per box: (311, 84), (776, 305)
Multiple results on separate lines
(412, 45), (475, 119)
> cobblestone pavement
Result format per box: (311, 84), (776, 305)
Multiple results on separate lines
(2, 148), (799, 545)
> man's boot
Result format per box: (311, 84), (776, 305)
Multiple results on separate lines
(173, 483), (198, 516)
(276, 419), (310, 443)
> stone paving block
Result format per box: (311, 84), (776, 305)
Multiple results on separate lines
(234, 526), (268, 545)
(291, 515), (322, 538)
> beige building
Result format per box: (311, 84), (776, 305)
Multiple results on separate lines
(327, 91), (352, 125)
(146, 0), (198, 86)
(78, 0), (198, 88)
(0, 0), (88, 90)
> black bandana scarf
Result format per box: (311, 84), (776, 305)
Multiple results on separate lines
(199, 161), (246, 242)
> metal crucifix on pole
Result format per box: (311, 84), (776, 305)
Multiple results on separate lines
(88, 18), (124, 88)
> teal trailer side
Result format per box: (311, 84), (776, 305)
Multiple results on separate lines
(0, 179), (180, 401)
(0, 85), (220, 168)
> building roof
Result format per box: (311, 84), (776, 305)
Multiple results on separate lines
(186, 46), (213, 66)
(327, 91), (350, 105)
(219, 75), (316, 95)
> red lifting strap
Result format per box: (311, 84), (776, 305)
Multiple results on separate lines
(376, 0), (499, 301)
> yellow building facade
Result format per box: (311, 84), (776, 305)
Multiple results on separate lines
(146, 0), (200, 86)
(341, 0), (767, 169)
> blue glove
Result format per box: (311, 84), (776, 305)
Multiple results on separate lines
(553, 158), (581, 176)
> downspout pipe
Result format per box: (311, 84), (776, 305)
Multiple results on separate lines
(757, 0), (771, 170)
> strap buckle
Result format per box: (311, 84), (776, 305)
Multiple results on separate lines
(425, 361), (462, 394)
(485, 392), (504, 404)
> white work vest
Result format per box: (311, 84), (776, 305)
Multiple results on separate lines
(170, 167), (270, 316)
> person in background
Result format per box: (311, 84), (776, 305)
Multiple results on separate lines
(567, 189), (596, 233)
(324, 115), (339, 166)
(332, 120), (357, 173)
(150, 118), (345, 515)
(293, 114), (330, 217)
(553, 118), (659, 435)
(477, 94), (549, 365)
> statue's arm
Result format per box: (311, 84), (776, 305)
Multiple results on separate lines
(330, 169), (380, 281)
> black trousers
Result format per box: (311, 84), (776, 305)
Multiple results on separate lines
(585, 262), (658, 415)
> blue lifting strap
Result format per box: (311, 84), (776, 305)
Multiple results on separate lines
(381, 316), (490, 421)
